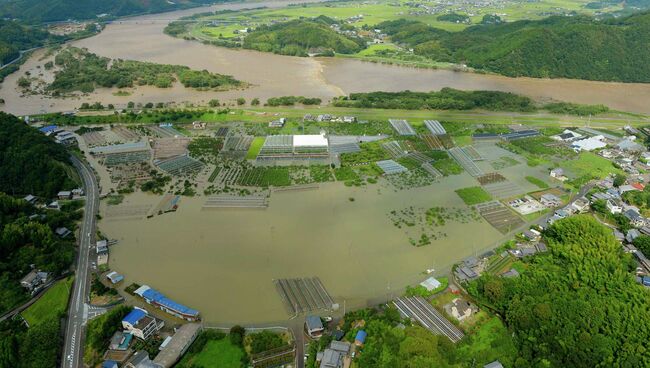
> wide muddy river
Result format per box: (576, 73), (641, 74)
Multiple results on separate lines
(2, 0), (650, 115)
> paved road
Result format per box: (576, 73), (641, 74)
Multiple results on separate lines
(62, 155), (100, 368)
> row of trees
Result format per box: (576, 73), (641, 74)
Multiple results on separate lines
(379, 11), (650, 82)
(333, 88), (536, 111)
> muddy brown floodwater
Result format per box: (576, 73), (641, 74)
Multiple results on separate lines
(102, 177), (503, 324)
(2, 0), (650, 115)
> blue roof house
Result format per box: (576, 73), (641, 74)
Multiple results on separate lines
(355, 330), (367, 346)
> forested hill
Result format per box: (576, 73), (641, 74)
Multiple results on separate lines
(379, 11), (650, 82)
(0, 0), (225, 23)
(0, 20), (54, 65)
(243, 19), (366, 57)
(0, 112), (76, 197)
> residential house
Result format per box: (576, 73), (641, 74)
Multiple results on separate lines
(617, 139), (644, 152)
(570, 197), (590, 213)
(106, 271), (124, 284)
(443, 298), (478, 321)
(305, 315), (325, 339)
(613, 229), (625, 243)
(23, 194), (37, 204)
(627, 229), (641, 243)
(57, 191), (72, 200)
(122, 308), (164, 340)
(540, 193), (561, 207)
(109, 331), (133, 351)
(72, 188), (84, 197)
(551, 129), (582, 142)
(354, 330), (367, 346)
(522, 229), (541, 241)
(47, 201), (60, 210)
(20, 270), (48, 291)
(55, 227), (72, 238)
(619, 184), (639, 194)
(103, 361), (119, 368)
(549, 168), (567, 181)
(624, 208), (646, 227)
(124, 351), (159, 368)
(607, 200), (623, 214)
(97, 240), (109, 255)
(501, 269), (520, 278)
(318, 341), (351, 368)
(342, 116), (356, 123)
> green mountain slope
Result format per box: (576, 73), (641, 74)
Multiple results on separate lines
(379, 11), (650, 82)
(0, 0), (223, 23)
(0, 20), (53, 65)
(243, 19), (366, 56)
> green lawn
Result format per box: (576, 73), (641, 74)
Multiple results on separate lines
(525, 176), (549, 189)
(180, 339), (243, 368)
(457, 316), (518, 367)
(561, 151), (623, 180)
(455, 186), (492, 205)
(246, 137), (265, 160)
(21, 276), (74, 326)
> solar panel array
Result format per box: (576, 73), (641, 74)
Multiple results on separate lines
(389, 119), (416, 136)
(376, 159), (408, 175)
(424, 120), (446, 135)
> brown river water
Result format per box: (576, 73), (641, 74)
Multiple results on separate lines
(2, 0), (650, 115)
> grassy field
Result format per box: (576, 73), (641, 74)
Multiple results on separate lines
(21, 276), (74, 326)
(456, 316), (518, 366)
(179, 339), (243, 368)
(246, 136), (265, 159)
(455, 186), (492, 205)
(561, 151), (623, 180)
(525, 176), (549, 189)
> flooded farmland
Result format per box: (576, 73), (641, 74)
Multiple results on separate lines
(3, 0), (650, 115)
(102, 174), (510, 324)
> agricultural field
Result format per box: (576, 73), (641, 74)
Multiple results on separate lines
(455, 186), (492, 205)
(21, 277), (74, 326)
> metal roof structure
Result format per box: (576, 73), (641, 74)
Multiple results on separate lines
(122, 308), (146, 326)
(424, 120), (446, 135)
(376, 160), (408, 175)
(136, 285), (199, 318)
(39, 125), (58, 134)
(294, 134), (328, 147)
(389, 119), (416, 136)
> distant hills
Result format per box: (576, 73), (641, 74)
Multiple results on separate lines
(243, 18), (366, 57)
(379, 11), (650, 83)
(0, 20), (53, 65)
(0, 0), (224, 23)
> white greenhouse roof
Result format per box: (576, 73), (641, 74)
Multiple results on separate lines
(293, 134), (328, 147)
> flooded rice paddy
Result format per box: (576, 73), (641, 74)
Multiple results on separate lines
(2, 0), (650, 115)
(100, 142), (545, 324)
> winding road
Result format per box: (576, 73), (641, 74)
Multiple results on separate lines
(62, 155), (100, 368)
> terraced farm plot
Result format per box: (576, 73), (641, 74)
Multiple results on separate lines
(448, 147), (483, 177)
(482, 180), (525, 199)
(486, 254), (514, 275)
(223, 136), (254, 152)
(112, 126), (140, 141)
(389, 119), (416, 136)
(153, 138), (190, 160)
(156, 155), (205, 176)
(490, 156), (520, 170)
(462, 145), (484, 161)
(103, 151), (151, 166)
(382, 140), (408, 159)
(104, 204), (152, 219)
(420, 134), (445, 150)
(215, 127), (229, 137)
(237, 167), (291, 187)
(274, 277), (335, 315)
(476, 173), (507, 185)
(203, 195), (268, 209)
(475, 201), (524, 234)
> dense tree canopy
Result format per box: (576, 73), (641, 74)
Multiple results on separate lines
(0, 20), (53, 65)
(48, 47), (242, 94)
(471, 215), (650, 366)
(243, 19), (365, 56)
(0, 113), (76, 197)
(333, 88), (536, 111)
(378, 11), (650, 82)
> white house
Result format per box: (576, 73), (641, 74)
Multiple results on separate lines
(122, 308), (163, 340)
(607, 200), (623, 214)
